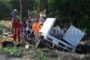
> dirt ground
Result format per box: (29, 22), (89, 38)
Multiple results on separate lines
(0, 43), (90, 60)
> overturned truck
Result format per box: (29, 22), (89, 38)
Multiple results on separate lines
(37, 18), (85, 52)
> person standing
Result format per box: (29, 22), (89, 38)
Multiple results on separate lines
(10, 9), (18, 22)
(39, 9), (46, 26)
(32, 20), (41, 47)
(12, 19), (22, 44)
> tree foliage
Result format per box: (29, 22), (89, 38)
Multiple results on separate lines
(48, 0), (90, 32)
(0, 0), (90, 32)
(0, 0), (12, 19)
(0, 0), (38, 19)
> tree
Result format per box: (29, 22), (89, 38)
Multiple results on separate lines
(48, 0), (90, 32)
(0, 0), (12, 19)
(11, 0), (20, 11)
(40, 0), (48, 12)
(20, 0), (28, 19)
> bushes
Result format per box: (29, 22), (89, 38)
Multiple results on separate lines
(4, 46), (22, 57)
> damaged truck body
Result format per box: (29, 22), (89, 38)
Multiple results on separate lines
(37, 18), (85, 52)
